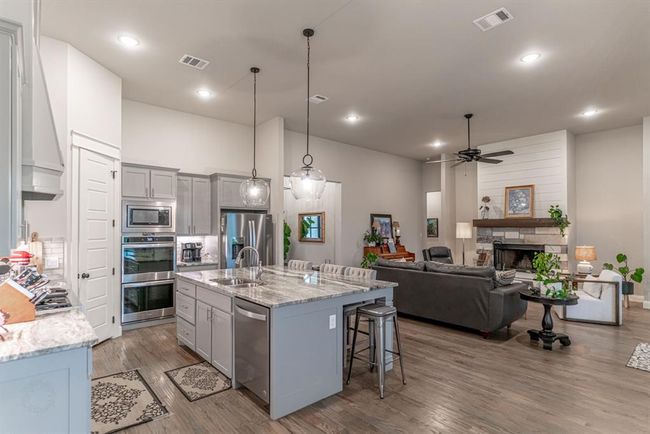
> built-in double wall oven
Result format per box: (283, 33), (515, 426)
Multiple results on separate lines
(121, 229), (176, 325)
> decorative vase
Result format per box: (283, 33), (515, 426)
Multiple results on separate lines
(621, 281), (634, 295)
(541, 282), (563, 298)
(368, 242), (376, 247)
(480, 208), (490, 219)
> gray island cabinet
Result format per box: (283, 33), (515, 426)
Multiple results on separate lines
(175, 265), (397, 419)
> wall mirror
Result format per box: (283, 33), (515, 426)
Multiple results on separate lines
(298, 212), (325, 242)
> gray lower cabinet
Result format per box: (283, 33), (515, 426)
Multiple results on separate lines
(176, 175), (211, 235)
(176, 278), (233, 379)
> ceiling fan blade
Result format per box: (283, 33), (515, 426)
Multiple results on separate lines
(480, 150), (514, 158)
(450, 161), (465, 168)
(425, 158), (459, 164)
(477, 157), (503, 164)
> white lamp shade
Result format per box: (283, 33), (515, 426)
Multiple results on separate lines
(456, 222), (472, 239)
(289, 166), (326, 200)
(240, 177), (270, 207)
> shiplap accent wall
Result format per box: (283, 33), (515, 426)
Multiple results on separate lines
(477, 130), (571, 218)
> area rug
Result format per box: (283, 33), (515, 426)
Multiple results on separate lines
(91, 369), (168, 434)
(626, 343), (650, 372)
(165, 361), (231, 401)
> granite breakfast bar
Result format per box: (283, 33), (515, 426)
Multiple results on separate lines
(175, 265), (398, 419)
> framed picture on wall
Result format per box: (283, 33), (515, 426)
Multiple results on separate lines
(504, 184), (535, 218)
(370, 214), (393, 239)
(298, 212), (325, 242)
(426, 218), (439, 238)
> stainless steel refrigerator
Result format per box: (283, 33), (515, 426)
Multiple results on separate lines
(220, 212), (274, 269)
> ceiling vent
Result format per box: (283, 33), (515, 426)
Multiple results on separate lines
(308, 94), (328, 104)
(473, 8), (513, 31)
(178, 54), (210, 70)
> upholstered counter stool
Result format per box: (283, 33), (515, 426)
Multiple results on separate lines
(346, 303), (406, 398)
(341, 267), (378, 365)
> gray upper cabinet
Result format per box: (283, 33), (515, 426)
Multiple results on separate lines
(176, 175), (211, 235)
(122, 164), (177, 199)
(217, 175), (270, 210)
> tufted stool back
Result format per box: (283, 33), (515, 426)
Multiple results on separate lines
(287, 260), (313, 271)
(343, 266), (377, 280)
(319, 264), (347, 275)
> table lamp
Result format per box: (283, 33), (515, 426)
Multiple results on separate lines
(575, 246), (596, 274)
(392, 221), (401, 244)
(456, 222), (472, 265)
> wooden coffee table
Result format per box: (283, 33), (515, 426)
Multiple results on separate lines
(519, 289), (578, 351)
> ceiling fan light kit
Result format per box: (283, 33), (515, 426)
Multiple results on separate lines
(426, 113), (514, 166)
(289, 28), (327, 201)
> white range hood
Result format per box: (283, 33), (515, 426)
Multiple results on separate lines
(21, 37), (63, 200)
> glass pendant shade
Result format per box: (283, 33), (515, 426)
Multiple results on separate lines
(241, 176), (270, 207)
(289, 166), (326, 201)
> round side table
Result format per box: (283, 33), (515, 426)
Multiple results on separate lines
(519, 289), (578, 351)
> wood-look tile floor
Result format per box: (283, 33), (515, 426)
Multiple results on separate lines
(93, 303), (650, 433)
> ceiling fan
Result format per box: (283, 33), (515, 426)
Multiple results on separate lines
(426, 113), (513, 167)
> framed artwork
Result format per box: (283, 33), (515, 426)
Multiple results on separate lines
(298, 212), (325, 242)
(504, 185), (535, 218)
(426, 218), (439, 238)
(370, 214), (393, 239)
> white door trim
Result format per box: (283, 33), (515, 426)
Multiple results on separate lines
(69, 132), (121, 340)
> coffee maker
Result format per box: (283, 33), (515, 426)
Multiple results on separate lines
(181, 242), (203, 263)
(192, 242), (203, 262)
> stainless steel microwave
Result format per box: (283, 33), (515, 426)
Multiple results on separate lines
(122, 200), (176, 233)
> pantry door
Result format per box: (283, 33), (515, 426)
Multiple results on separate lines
(78, 148), (118, 343)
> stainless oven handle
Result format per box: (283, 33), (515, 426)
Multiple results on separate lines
(122, 279), (176, 289)
(123, 243), (175, 249)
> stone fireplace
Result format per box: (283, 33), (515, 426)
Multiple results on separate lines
(493, 242), (544, 272)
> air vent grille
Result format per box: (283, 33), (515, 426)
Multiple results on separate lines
(473, 8), (513, 31)
(308, 94), (328, 104)
(179, 54), (210, 70)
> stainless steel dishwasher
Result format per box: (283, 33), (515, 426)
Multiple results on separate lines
(234, 298), (270, 403)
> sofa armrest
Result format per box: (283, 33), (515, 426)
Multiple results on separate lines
(487, 282), (529, 331)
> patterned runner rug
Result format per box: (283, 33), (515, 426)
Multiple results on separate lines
(165, 361), (232, 401)
(627, 343), (650, 372)
(91, 369), (168, 434)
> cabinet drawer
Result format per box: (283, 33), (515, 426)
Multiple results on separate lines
(197, 286), (232, 313)
(176, 292), (196, 324)
(177, 317), (195, 349)
(177, 279), (196, 298)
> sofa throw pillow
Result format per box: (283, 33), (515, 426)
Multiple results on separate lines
(494, 269), (517, 286)
(424, 261), (496, 279)
(582, 275), (603, 299)
(428, 257), (454, 265)
(375, 257), (425, 271)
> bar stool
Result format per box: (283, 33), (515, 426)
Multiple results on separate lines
(346, 303), (406, 398)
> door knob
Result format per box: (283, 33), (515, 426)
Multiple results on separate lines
(81, 273), (90, 279)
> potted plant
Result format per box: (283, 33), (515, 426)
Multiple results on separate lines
(532, 252), (565, 298)
(603, 253), (644, 295)
(479, 196), (491, 219)
(363, 230), (382, 247)
(361, 252), (379, 269)
(548, 205), (570, 237)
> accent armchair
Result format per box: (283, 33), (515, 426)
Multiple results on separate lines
(555, 270), (623, 325)
(422, 246), (454, 264)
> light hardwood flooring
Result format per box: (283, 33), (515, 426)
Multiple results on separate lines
(93, 303), (650, 433)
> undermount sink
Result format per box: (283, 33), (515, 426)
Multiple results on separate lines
(210, 277), (264, 288)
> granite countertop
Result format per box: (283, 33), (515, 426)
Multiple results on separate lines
(0, 307), (98, 363)
(177, 259), (220, 268)
(176, 265), (398, 308)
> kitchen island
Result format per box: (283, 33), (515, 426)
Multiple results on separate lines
(175, 265), (398, 419)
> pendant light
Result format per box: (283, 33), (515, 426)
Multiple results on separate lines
(240, 66), (270, 206)
(289, 28), (326, 201)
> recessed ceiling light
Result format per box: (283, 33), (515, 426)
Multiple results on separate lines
(117, 34), (139, 48)
(196, 88), (214, 99)
(581, 108), (599, 117)
(344, 113), (360, 123)
(432, 140), (444, 148)
(520, 52), (541, 63)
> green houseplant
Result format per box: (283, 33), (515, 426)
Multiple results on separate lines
(603, 253), (645, 295)
(361, 252), (379, 269)
(548, 205), (571, 237)
(283, 221), (291, 262)
(363, 230), (382, 247)
(532, 252), (568, 298)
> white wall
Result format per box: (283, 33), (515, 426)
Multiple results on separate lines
(576, 125), (644, 293)
(284, 130), (423, 266)
(644, 117), (650, 305)
(284, 179), (341, 265)
(455, 163), (478, 264)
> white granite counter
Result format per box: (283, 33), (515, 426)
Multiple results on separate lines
(0, 308), (97, 363)
(176, 265), (398, 308)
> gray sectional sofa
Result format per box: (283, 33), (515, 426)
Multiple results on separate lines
(373, 258), (527, 335)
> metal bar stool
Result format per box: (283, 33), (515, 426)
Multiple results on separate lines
(346, 303), (406, 398)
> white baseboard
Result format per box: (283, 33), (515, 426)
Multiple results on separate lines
(629, 295), (644, 303)
(644, 300), (650, 310)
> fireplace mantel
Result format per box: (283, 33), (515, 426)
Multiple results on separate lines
(473, 218), (556, 228)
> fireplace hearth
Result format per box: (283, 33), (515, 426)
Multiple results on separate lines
(493, 242), (545, 272)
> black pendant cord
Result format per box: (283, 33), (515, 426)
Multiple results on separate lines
(465, 113), (473, 150)
(302, 29), (314, 169)
(251, 66), (260, 179)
